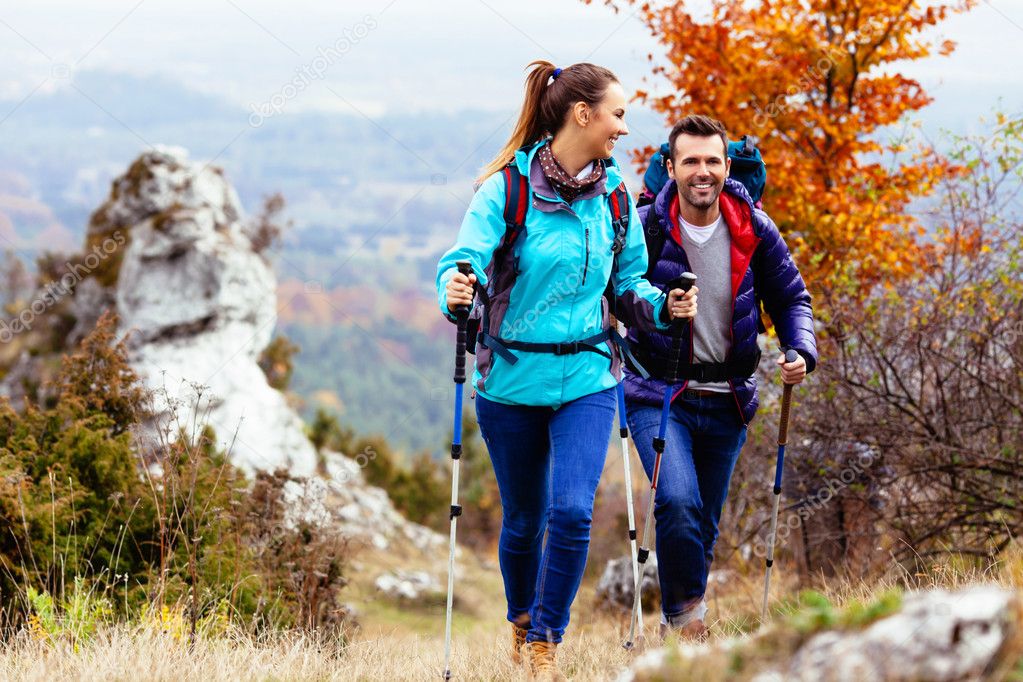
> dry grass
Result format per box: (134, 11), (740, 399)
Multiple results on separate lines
(3, 543), (1021, 681)
(0, 615), (636, 681)
(0, 555), (785, 681)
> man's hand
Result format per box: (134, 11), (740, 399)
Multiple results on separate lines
(667, 285), (698, 320)
(777, 351), (806, 385)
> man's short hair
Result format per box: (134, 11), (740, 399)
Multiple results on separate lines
(668, 115), (728, 161)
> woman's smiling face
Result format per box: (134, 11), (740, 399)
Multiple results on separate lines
(583, 81), (629, 160)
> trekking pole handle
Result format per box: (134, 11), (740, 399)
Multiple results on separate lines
(455, 260), (474, 315)
(666, 273), (697, 384)
(778, 349), (799, 445)
(453, 260), (474, 385)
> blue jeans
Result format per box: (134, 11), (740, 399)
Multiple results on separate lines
(626, 393), (747, 621)
(475, 387), (615, 644)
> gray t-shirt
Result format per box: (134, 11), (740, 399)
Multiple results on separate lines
(678, 214), (732, 393)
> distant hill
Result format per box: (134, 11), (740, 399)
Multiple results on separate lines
(1, 70), (669, 456)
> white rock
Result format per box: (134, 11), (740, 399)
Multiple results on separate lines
(596, 554), (660, 612)
(89, 146), (317, 475)
(374, 569), (442, 601)
(24, 147), (450, 565)
(319, 451), (447, 551)
(787, 585), (1019, 681)
(620, 585), (1021, 682)
(614, 648), (666, 682)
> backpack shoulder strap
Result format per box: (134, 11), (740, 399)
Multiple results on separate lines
(605, 184), (652, 379)
(478, 163), (529, 307)
(604, 183), (631, 302)
(479, 163), (528, 288)
(639, 200), (668, 280)
(608, 182), (630, 258)
(501, 164), (529, 236)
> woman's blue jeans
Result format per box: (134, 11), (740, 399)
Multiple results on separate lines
(626, 392), (747, 622)
(475, 387), (615, 644)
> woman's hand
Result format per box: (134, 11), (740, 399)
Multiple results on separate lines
(446, 271), (477, 312)
(667, 285), (698, 320)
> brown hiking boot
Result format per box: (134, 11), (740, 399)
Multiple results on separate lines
(510, 614), (531, 664)
(510, 623), (529, 664)
(679, 618), (708, 641)
(526, 641), (567, 681)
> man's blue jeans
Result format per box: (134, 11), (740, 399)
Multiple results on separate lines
(475, 387), (615, 644)
(626, 392), (747, 622)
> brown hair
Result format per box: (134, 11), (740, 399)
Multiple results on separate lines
(478, 60), (619, 183)
(668, 115), (728, 162)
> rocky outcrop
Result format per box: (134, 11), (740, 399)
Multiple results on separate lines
(620, 585), (1023, 682)
(285, 451), (447, 553)
(596, 554), (736, 614)
(596, 555), (661, 612)
(374, 570), (442, 601)
(81, 145), (317, 475)
(0, 146), (447, 561)
(780, 586), (1021, 682)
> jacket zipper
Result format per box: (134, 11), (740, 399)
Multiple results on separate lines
(582, 227), (590, 285)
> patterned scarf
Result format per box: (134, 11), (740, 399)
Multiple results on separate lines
(536, 142), (605, 204)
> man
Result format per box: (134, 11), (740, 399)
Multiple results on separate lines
(620, 114), (818, 638)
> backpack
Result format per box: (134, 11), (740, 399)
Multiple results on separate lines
(638, 142), (672, 207)
(465, 161), (640, 372)
(637, 134), (767, 208)
(727, 135), (767, 204)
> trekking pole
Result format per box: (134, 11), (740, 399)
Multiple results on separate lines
(616, 382), (644, 642)
(760, 348), (799, 623)
(625, 272), (697, 650)
(443, 260), (474, 680)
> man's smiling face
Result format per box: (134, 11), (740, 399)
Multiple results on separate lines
(667, 133), (731, 211)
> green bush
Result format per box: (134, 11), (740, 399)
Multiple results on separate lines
(0, 312), (352, 636)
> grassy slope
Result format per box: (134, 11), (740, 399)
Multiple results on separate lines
(3, 547), (1023, 681)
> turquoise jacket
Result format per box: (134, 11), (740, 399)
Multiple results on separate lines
(437, 141), (669, 408)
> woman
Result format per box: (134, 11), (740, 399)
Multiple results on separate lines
(436, 60), (694, 679)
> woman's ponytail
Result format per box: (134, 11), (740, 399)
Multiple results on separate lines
(477, 61), (618, 184)
(477, 60), (559, 183)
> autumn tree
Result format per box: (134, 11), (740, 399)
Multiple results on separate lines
(787, 118), (1023, 575)
(590, 0), (974, 298)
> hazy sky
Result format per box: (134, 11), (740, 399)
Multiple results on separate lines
(2, 0), (1021, 128)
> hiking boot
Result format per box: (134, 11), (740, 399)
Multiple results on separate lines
(659, 598), (709, 643)
(510, 622), (529, 664)
(660, 618), (708, 642)
(526, 641), (567, 681)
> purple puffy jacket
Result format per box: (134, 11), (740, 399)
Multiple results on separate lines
(621, 178), (818, 424)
